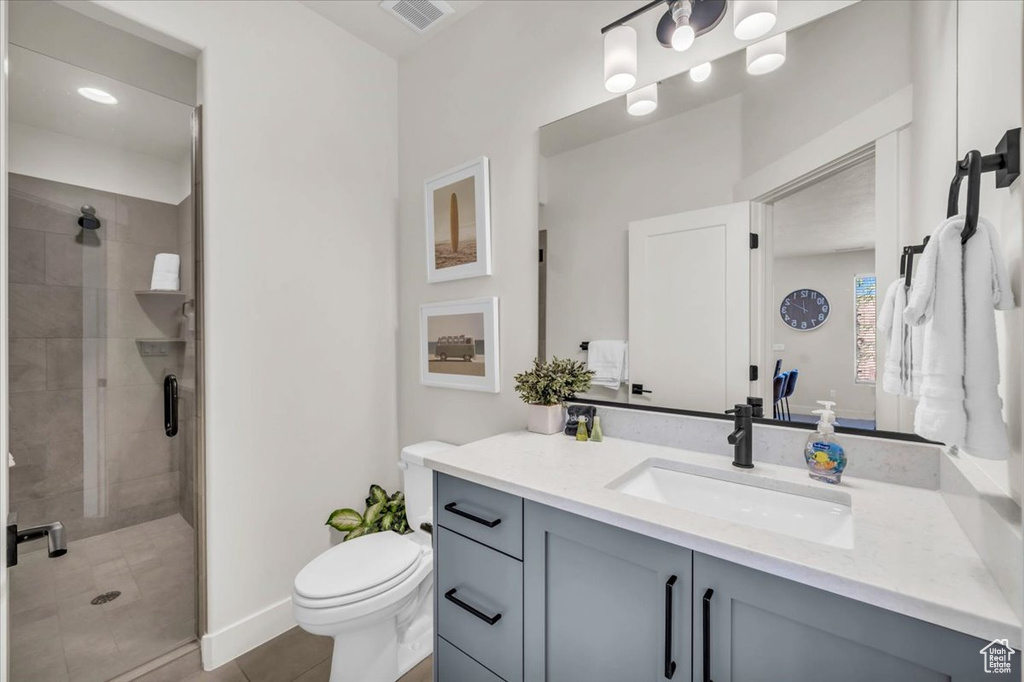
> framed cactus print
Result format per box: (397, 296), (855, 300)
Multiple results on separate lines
(425, 156), (492, 283)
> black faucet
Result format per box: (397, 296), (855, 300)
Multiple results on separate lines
(725, 403), (754, 469)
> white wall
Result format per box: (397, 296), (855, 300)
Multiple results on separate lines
(9, 122), (190, 204)
(87, 0), (399, 668)
(397, 1), (853, 447)
(542, 96), (743, 401)
(956, 0), (1024, 503)
(740, 0), (912, 177)
(773, 249), (876, 419)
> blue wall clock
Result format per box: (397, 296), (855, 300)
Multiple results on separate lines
(780, 289), (830, 331)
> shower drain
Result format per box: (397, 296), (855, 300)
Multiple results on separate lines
(91, 591), (121, 605)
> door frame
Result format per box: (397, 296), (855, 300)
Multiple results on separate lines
(1, 1), (10, 678)
(741, 88), (912, 431)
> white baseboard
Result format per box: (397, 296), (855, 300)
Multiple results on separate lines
(201, 597), (296, 671)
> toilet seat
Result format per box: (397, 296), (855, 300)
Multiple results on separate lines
(294, 532), (424, 610)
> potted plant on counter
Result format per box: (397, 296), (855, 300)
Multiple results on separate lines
(514, 357), (594, 435)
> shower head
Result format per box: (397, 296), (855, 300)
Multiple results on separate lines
(78, 205), (101, 230)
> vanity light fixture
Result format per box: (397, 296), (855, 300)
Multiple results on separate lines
(733, 0), (777, 41)
(601, 0), (727, 92)
(689, 61), (712, 82)
(746, 32), (786, 75)
(77, 87), (117, 105)
(604, 25), (638, 93)
(627, 82), (658, 116)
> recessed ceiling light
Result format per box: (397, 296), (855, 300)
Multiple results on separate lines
(77, 87), (117, 105)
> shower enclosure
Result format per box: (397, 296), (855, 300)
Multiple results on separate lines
(4, 28), (203, 681)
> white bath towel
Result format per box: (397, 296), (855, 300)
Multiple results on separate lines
(904, 217), (967, 446)
(904, 216), (1015, 457)
(150, 253), (180, 291)
(879, 278), (922, 397)
(963, 217), (1014, 459)
(587, 340), (628, 390)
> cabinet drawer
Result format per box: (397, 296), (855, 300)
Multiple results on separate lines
(436, 473), (523, 559)
(437, 527), (523, 682)
(436, 637), (505, 682)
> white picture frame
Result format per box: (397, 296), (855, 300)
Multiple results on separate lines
(424, 156), (492, 283)
(419, 297), (500, 392)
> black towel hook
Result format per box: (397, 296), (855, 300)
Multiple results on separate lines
(947, 128), (1020, 244)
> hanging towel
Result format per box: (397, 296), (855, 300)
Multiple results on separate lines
(904, 216), (967, 446)
(962, 217), (1014, 459)
(150, 253), (180, 291)
(587, 340), (628, 390)
(879, 278), (922, 397)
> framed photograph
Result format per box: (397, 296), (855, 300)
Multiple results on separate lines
(419, 297), (499, 392)
(425, 156), (491, 283)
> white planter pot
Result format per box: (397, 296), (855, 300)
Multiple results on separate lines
(527, 404), (564, 435)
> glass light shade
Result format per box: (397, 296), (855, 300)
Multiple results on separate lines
(626, 83), (658, 116)
(689, 62), (712, 83)
(77, 87), (117, 104)
(746, 32), (786, 75)
(604, 26), (638, 93)
(733, 0), (778, 41)
(671, 23), (695, 51)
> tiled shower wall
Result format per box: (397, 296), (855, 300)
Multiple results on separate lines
(8, 173), (192, 542)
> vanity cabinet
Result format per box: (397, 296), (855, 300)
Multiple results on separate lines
(523, 500), (692, 682)
(693, 554), (986, 682)
(434, 473), (988, 682)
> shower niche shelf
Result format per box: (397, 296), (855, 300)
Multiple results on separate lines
(135, 290), (187, 297)
(136, 338), (187, 343)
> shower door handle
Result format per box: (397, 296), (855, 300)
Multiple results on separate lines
(164, 374), (178, 437)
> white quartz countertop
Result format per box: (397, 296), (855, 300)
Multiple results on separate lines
(423, 431), (1021, 646)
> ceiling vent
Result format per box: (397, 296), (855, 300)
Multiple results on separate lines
(380, 0), (455, 35)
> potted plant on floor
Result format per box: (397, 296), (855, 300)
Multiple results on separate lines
(514, 357), (594, 435)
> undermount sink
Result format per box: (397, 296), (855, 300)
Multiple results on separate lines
(608, 459), (854, 549)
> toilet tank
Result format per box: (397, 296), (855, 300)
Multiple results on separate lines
(399, 441), (454, 530)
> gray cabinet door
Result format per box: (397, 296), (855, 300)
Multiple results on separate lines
(693, 553), (990, 682)
(524, 501), (692, 682)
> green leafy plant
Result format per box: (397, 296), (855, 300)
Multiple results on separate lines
(326, 484), (411, 542)
(514, 357), (594, 406)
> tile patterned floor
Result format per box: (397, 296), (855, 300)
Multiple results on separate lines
(137, 628), (433, 682)
(9, 513), (196, 682)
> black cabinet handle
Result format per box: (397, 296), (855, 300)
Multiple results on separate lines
(632, 383), (653, 395)
(664, 575), (677, 679)
(443, 502), (501, 528)
(164, 374), (178, 437)
(444, 588), (502, 625)
(702, 588), (715, 682)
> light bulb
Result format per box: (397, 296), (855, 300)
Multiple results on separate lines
(77, 87), (117, 105)
(671, 24), (695, 51)
(604, 26), (638, 93)
(670, 0), (695, 52)
(627, 83), (658, 116)
(733, 0), (778, 41)
(689, 62), (712, 83)
(746, 32), (786, 75)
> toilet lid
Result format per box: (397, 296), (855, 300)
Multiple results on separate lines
(294, 532), (421, 600)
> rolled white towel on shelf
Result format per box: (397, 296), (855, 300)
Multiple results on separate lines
(150, 253), (180, 291)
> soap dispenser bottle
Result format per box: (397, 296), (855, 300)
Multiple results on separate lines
(804, 401), (847, 484)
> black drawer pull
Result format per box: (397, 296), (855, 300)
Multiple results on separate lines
(702, 588), (715, 682)
(664, 575), (677, 679)
(444, 588), (502, 625)
(444, 502), (502, 528)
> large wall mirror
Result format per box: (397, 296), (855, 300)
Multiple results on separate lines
(539, 0), (967, 439)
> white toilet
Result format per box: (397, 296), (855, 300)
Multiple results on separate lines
(293, 441), (452, 682)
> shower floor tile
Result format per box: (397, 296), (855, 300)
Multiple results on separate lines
(9, 513), (196, 682)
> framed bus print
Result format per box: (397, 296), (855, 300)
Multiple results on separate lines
(419, 297), (499, 392)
